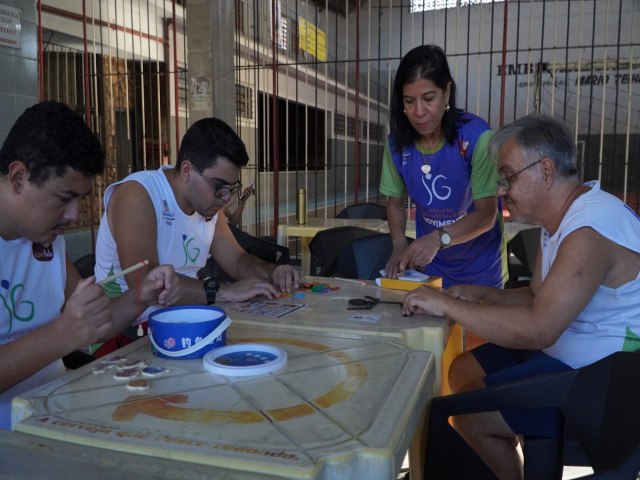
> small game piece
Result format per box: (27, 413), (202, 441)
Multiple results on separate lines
(91, 363), (111, 374)
(102, 355), (128, 365)
(141, 366), (169, 378)
(293, 292), (305, 298)
(113, 368), (139, 380)
(126, 379), (150, 391)
(117, 358), (147, 370)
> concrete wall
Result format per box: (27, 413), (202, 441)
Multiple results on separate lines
(0, 0), (38, 145)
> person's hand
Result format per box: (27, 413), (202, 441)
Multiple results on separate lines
(239, 184), (254, 201)
(402, 284), (447, 317)
(271, 265), (303, 292)
(139, 264), (181, 306)
(60, 276), (115, 348)
(384, 245), (408, 278)
(398, 232), (440, 272)
(217, 278), (280, 302)
(445, 284), (482, 303)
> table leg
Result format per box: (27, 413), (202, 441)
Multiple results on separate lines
(276, 225), (286, 246)
(301, 237), (311, 276)
(408, 399), (429, 480)
(441, 323), (464, 395)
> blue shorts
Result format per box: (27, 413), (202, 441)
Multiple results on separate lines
(471, 343), (573, 437)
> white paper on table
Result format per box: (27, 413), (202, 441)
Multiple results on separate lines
(378, 269), (429, 282)
(349, 314), (381, 324)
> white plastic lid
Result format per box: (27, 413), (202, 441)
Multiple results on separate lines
(202, 343), (288, 377)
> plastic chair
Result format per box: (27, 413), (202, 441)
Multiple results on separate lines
(335, 233), (414, 280)
(506, 227), (541, 288)
(308, 226), (380, 277)
(228, 223), (290, 265)
(72, 253), (96, 279)
(336, 202), (387, 220)
(423, 351), (640, 480)
(200, 224), (291, 282)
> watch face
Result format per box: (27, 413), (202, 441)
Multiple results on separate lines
(440, 231), (451, 245)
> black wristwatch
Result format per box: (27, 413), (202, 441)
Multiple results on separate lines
(202, 276), (220, 305)
(438, 227), (452, 249)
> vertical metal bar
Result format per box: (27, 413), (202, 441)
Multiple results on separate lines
(123, 0), (132, 159)
(271, 0), (279, 230)
(611, 0), (624, 200)
(106, 1), (115, 142)
(172, 0), (180, 155)
(622, 3), (636, 206)
(574, 1), (585, 150)
(548, 0), (559, 116)
(81, 0), (95, 249)
(154, 0), (162, 167)
(597, 1), (610, 182)
(138, 0), (147, 170)
(354, 0), (360, 204)
(499, 0), (509, 127)
(82, 1), (91, 130)
(561, 0), (571, 119)
(37, 0), (44, 101)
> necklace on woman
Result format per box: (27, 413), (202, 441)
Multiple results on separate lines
(419, 138), (444, 175)
(421, 153), (434, 175)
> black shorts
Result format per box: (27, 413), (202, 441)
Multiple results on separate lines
(471, 343), (573, 437)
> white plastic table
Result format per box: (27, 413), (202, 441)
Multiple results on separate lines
(0, 429), (281, 479)
(227, 276), (451, 393)
(225, 276), (455, 480)
(12, 325), (435, 480)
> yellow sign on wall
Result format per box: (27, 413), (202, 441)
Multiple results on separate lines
(298, 17), (326, 62)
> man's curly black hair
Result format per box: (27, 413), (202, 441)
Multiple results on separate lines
(0, 101), (104, 186)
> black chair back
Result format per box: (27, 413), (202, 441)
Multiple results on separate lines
(336, 233), (414, 280)
(73, 253), (96, 278)
(200, 224), (291, 282)
(228, 223), (290, 265)
(308, 226), (379, 277)
(506, 227), (541, 288)
(336, 202), (387, 220)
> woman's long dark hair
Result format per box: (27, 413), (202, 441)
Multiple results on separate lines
(389, 45), (464, 152)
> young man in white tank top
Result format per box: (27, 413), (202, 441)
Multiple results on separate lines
(95, 118), (303, 322)
(0, 101), (180, 430)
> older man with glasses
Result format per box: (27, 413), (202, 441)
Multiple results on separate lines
(95, 117), (302, 336)
(401, 114), (640, 480)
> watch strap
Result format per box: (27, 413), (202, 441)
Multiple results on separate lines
(203, 276), (220, 305)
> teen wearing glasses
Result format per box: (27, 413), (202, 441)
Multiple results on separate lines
(380, 45), (507, 289)
(95, 117), (302, 331)
(403, 115), (640, 479)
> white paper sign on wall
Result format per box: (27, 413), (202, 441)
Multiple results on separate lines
(0, 4), (21, 50)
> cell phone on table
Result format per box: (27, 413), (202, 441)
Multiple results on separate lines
(240, 180), (255, 200)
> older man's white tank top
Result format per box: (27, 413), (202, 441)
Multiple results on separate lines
(541, 181), (640, 368)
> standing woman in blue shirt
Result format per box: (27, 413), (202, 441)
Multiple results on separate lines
(380, 45), (507, 288)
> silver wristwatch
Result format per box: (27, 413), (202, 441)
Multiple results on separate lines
(438, 228), (452, 249)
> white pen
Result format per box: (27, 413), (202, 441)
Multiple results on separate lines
(98, 259), (150, 286)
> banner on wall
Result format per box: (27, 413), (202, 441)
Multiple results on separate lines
(0, 4), (21, 50)
(298, 17), (326, 62)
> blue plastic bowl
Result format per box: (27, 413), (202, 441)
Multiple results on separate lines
(148, 305), (228, 359)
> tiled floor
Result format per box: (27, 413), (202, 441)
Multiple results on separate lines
(562, 466), (594, 478)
